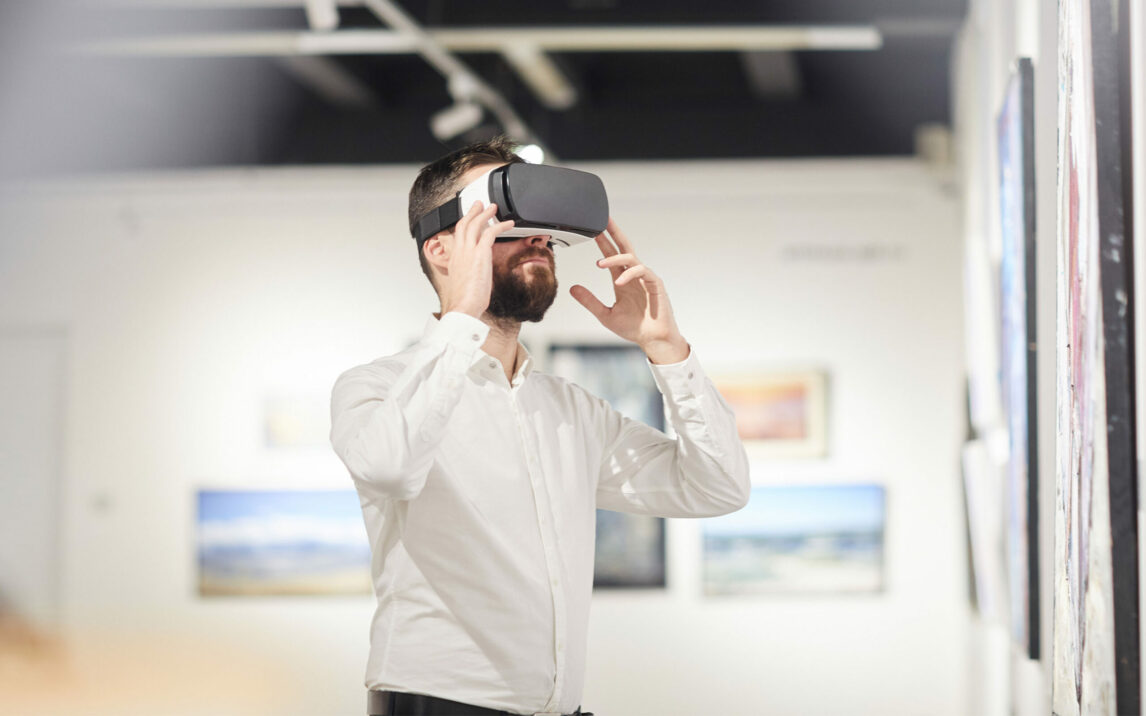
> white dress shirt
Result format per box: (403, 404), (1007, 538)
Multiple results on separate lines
(330, 312), (750, 716)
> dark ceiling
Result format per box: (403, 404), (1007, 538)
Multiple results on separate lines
(0, 0), (966, 176)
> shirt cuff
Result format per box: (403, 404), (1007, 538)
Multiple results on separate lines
(428, 312), (490, 356)
(647, 347), (707, 398)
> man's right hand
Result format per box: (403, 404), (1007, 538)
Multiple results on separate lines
(438, 201), (514, 318)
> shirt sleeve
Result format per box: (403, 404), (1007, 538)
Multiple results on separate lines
(594, 348), (751, 518)
(330, 312), (490, 500)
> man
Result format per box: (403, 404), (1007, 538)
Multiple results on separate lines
(330, 137), (750, 716)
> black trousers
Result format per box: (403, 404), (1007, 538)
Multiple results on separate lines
(367, 690), (589, 716)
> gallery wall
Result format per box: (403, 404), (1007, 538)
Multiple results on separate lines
(0, 158), (966, 715)
(954, 0), (1057, 712)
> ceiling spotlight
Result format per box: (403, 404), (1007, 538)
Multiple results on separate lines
(516, 144), (545, 164)
(303, 0), (340, 31)
(430, 101), (483, 141)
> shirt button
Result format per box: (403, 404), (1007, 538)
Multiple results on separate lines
(488, 360), (497, 370)
(687, 371), (695, 379)
(471, 333), (480, 342)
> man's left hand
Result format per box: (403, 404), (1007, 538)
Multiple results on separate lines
(570, 218), (690, 365)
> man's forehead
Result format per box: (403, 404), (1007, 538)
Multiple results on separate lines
(456, 162), (505, 190)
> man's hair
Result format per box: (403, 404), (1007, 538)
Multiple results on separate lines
(408, 137), (525, 288)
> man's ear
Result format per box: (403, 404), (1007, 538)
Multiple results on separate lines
(423, 231), (451, 273)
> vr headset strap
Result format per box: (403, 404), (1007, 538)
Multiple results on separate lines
(412, 197), (462, 245)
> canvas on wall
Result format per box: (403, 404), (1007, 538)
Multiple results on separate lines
(702, 484), (885, 596)
(996, 56), (1040, 660)
(961, 440), (1006, 624)
(713, 370), (828, 459)
(1054, 0), (1140, 712)
(548, 344), (667, 588)
(196, 489), (371, 597)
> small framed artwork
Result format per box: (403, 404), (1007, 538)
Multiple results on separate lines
(196, 489), (371, 597)
(713, 370), (828, 459)
(703, 483), (885, 596)
(548, 343), (667, 589)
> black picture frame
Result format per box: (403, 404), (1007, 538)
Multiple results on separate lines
(1091, 0), (1140, 711)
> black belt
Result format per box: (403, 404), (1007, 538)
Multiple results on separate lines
(368, 690), (589, 716)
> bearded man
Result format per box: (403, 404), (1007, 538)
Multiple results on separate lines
(330, 137), (750, 716)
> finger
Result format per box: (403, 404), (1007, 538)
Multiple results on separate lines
(594, 239), (625, 280)
(594, 232), (620, 259)
(459, 202), (498, 245)
(569, 285), (610, 322)
(479, 219), (515, 246)
(451, 200), (483, 241)
(615, 264), (657, 287)
(596, 253), (638, 269)
(605, 217), (636, 254)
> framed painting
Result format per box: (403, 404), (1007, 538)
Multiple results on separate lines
(702, 484), (885, 596)
(548, 344), (667, 589)
(1054, 0), (1139, 712)
(713, 370), (828, 459)
(996, 56), (1040, 659)
(196, 489), (371, 597)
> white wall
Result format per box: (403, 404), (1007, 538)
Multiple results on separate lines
(0, 158), (966, 716)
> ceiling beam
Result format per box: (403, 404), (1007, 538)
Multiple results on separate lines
(75, 25), (884, 57)
(275, 55), (378, 107)
(501, 44), (578, 110)
(357, 0), (538, 148)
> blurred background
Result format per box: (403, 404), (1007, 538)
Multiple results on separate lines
(0, 1), (1142, 715)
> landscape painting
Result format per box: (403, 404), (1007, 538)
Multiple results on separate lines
(703, 484), (885, 595)
(196, 489), (371, 597)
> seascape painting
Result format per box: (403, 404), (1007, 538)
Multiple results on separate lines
(703, 484), (885, 596)
(196, 489), (371, 597)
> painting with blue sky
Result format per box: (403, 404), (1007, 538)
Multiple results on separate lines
(197, 489), (371, 597)
(703, 484), (886, 595)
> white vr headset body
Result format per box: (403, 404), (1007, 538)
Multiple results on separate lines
(412, 163), (609, 248)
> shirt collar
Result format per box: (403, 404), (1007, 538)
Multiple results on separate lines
(423, 314), (534, 386)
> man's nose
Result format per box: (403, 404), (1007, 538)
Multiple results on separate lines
(525, 234), (550, 246)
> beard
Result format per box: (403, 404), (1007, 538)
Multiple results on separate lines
(486, 248), (558, 323)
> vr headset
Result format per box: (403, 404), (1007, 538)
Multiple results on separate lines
(411, 163), (609, 248)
